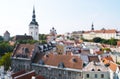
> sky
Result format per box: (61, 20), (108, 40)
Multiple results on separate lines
(0, 0), (120, 36)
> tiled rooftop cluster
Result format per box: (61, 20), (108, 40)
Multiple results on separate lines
(10, 38), (120, 79)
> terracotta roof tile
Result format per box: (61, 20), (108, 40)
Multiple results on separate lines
(88, 55), (100, 62)
(14, 70), (36, 79)
(104, 56), (114, 62)
(36, 75), (45, 79)
(102, 58), (117, 72)
(84, 29), (117, 34)
(13, 44), (35, 58)
(42, 54), (83, 69)
(11, 70), (26, 78)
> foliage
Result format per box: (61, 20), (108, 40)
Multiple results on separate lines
(0, 36), (3, 41)
(39, 34), (47, 44)
(116, 62), (120, 65)
(0, 41), (14, 56)
(39, 34), (47, 40)
(0, 52), (12, 70)
(102, 48), (111, 52)
(93, 37), (102, 43)
(17, 40), (38, 44)
(69, 37), (74, 40)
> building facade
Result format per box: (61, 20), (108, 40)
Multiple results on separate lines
(3, 30), (10, 41)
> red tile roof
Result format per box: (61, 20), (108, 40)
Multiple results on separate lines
(36, 75), (45, 79)
(14, 70), (36, 79)
(88, 55), (100, 62)
(13, 44), (35, 58)
(102, 58), (117, 72)
(42, 53), (83, 69)
(11, 70), (26, 78)
(84, 29), (117, 34)
(104, 56), (114, 62)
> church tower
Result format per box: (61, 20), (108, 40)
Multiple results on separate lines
(29, 6), (39, 40)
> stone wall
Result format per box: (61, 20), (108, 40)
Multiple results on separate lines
(31, 63), (82, 79)
(11, 57), (31, 72)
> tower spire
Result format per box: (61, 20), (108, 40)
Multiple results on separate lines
(32, 6), (36, 22)
(29, 6), (38, 26)
(91, 23), (94, 31)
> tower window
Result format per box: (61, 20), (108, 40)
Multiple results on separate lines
(36, 32), (37, 35)
(31, 32), (32, 34)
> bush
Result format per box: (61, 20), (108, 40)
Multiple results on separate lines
(0, 52), (12, 70)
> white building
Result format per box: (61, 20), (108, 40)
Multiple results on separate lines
(83, 61), (110, 79)
(29, 7), (39, 40)
(3, 30), (10, 41)
(83, 29), (120, 40)
(71, 24), (120, 40)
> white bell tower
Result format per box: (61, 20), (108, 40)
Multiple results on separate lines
(29, 6), (39, 40)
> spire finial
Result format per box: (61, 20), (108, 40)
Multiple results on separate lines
(32, 5), (36, 22)
(29, 5), (38, 26)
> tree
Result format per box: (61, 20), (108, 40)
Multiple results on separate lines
(93, 37), (102, 43)
(0, 36), (3, 41)
(0, 52), (12, 70)
(39, 34), (47, 40)
(108, 38), (117, 45)
(0, 42), (14, 56)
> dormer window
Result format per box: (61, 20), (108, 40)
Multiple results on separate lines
(58, 62), (65, 68)
(98, 69), (101, 71)
(72, 58), (77, 62)
(39, 60), (45, 65)
(91, 69), (95, 71)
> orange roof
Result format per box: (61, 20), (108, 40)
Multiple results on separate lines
(102, 58), (117, 72)
(96, 51), (103, 55)
(42, 54), (83, 69)
(84, 29), (117, 34)
(104, 56), (114, 62)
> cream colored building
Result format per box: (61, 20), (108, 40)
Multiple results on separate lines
(82, 29), (120, 40)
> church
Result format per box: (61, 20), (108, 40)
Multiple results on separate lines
(29, 6), (39, 40)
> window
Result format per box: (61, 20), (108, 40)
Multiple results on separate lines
(31, 32), (32, 34)
(91, 69), (95, 71)
(36, 32), (37, 35)
(95, 74), (97, 78)
(86, 74), (89, 78)
(98, 69), (101, 71)
(101, 74), (104, 78)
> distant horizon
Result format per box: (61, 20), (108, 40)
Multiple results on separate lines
(0, 0), (120, 36)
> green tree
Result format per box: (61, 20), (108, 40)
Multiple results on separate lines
(108, 38), (117, 45)
(93, 37), (102, 43)
(0, 42), (14, 56)
(0, 52), (12, 70)
(39, 34), (47, 40)
(0, 36), (3, 41)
